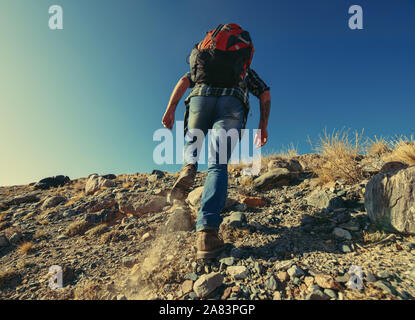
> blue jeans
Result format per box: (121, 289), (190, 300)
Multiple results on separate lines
(183, 95), (245, 232)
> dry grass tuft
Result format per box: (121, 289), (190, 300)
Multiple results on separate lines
(384, 135), (415, 165)
(64, 220), (90, 237)
(308, 128), (366, 184)
(367, 136), (391, 156)
(86, 223), (108, 237)
(277, 143), (299, 159)
(18, 241), (34, 255)
(362, 230), (388, 244)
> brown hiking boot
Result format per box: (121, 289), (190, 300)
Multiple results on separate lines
(169, 164), (197, 202)
(196, 228), (226, 259)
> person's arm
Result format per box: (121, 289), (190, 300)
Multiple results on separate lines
(162, 75), (191, 130)
(245, 68), (271, 147)
(256, 90), (271, 147)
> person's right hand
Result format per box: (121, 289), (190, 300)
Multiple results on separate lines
(162, 108), (175, 130)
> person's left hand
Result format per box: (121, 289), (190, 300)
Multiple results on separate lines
(254, 125), (268, 147)
(162, 108), (175, 130)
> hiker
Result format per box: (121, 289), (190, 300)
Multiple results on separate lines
(162, 23), (271, 259)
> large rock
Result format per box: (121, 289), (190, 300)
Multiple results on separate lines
(267, 158), (303, 172)
(41, 195), (67, 210)
(186, 186), (237, 211)
(118, 194), (167, 217)
(305, 189), (345, 210)
(193, 272), (224, 298)
(164, 208), (193, 232)
(365, 165), (415, 234)
(6, 193), (40, 206)
(34, 175), (70, 190)
(254, 168), (297, 190)
(85, 174), (116, 195)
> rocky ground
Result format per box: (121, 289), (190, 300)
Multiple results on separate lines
(1, 154), (415, 300)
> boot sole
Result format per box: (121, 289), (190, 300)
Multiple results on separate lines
(196, 243), (231, 260)
(170, 175), (195, 201)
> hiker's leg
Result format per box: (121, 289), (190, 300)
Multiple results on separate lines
(183, 96), (216, 166)
(170, 96), (215, 201)
(196, 96), (245, 232)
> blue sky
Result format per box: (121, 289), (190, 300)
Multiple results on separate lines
(0, 0), (414, 186)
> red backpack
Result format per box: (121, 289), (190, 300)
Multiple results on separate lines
(189, 23), (254, 88)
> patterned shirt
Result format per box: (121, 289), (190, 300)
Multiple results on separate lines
(184, 68), (270, 112)
(182, 68), (270, 133)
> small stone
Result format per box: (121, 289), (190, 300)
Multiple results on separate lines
(219, 257), (235, 266)
(273, 291), (282, 300)
(306, 289), (330, 300)
(341, 244), (352, 253)
(274, 260), (294, 271)
(141, 232), (151, 241)
(227, 266), (249, 280)
(277, 271), (289, 282)
(242, 196), (266, 208)
(117, 295), (127, 300)
(333, 227), (352, 240)
(304, 276), (314, 287)
(323, 289), (337, 299)
(265, 275), (278, 291)
(181, 280), (193, 293)
(287, 265), (304, 278)
(193, 272), (224, 298)
(314, 273), (341, 290)
(222, 212), (246, 228)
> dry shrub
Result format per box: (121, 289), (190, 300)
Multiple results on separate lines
(384, 135), (415, 165)
(86, 223), (108, 237)
(18, 242), (34, 255)
(308, 128), (366, 184)
(64, 220), (90, 237)
(367, 136), (391, 156)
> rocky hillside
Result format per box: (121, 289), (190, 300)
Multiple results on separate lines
(1, 153), (415, 300)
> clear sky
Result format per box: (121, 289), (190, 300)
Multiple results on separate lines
(1, 0), (414, 186)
